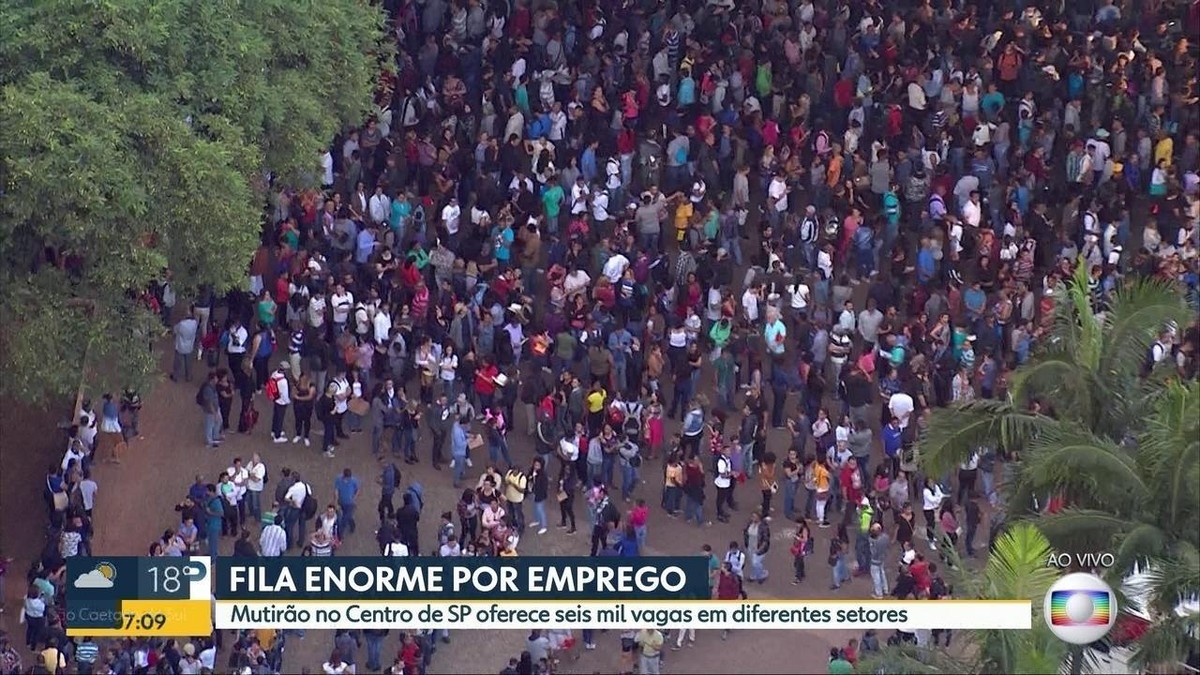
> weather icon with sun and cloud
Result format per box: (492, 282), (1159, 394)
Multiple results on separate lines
(74, 562), (118, 589)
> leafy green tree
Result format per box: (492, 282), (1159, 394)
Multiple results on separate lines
(916, 261), (1197, 669)
(0, 0), (390, 402)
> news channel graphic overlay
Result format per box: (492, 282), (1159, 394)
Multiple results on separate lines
(66, 557), (213, 637)
(215, 599), (1033, 631)
(214, 557), (712, 601)
(1044, 572), (1119, 645)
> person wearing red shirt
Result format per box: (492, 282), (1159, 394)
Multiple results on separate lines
(833, 77), (854, 109)
(398, 633), (422, 675)
(717, 565), (741, 639)
(839, 456), (864, 506)
(909, 554), (932, 596)
(475, 357), (501, 411)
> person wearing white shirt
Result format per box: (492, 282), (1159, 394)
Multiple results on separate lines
(198, 644), (217, 672)
(767, 175), (789, 224)
(470, 204), (489, 226)
(245, 453), (267, 518)
(62, 441), (86, 473)
(836, 302), (856, 334)
(259, 517), (287, 557)
(570, 179), (590, 215)
(888, 392), (914, 430)
(548, 104), (567, 141)
(319, 149), (334, 189)
(921, 479), (946, 549)
(439, 348), (459, 397)
(592, 188), (611, 222)
(907, 81), (927, 111)
(330, 287), (353, 332)
(307, 294), (326, 329)
(605, 157), (622, 191)
(224, 320), (250, 386)
(741, 287), (760, 324)
(373, 306), (393, 345)
(788, 280), (810, 313)
(713, 449), (734, 521)
(385, 540), (410, 557)
(602, 253), (630, 283)
(442, 198), (462, 236)
(354, 302), (373, 338)
(948, 219), (965, 256)
(267, 362), (292, 443)
(368, 187), (390, 224)
(283, 476), (311, 544)
(961, 192), (982, 228)
(816, 246), (834, 281)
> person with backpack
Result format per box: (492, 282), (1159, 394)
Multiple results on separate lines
(283, 472), (315, 549)
(249, 323), (277, 393)
(266, 362), (292, 443)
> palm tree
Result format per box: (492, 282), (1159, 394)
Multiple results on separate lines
(855, 523), (1067, 674)
(919, 260), (1191, 480)
(916, 260), (1198, 669)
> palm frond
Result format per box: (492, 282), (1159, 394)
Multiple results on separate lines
(1109, 523), (1173, 581)
(1007, 356), (1105, 426)
(1101, 275), (1193, 383)
(1142, 544), (1200, 617)
(1137, 380), (1200, 540)
(1057, 259), (1104, 371)
(1017, 430), (1149, 509)
(1035, 509), (1133, 554)
(854, 643), (972, 674)
(984, 521), (1061, 602)
(1125, 611), (1199, 672)
(918, 401), (1055, 478)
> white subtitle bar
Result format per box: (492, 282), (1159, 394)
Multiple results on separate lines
(216, 600), (1031, 631)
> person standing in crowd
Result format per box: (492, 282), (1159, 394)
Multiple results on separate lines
(267, 362), (292, 443)
(172, 306), (200, 382)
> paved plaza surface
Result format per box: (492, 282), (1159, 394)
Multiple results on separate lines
(2, 342), (884, 673)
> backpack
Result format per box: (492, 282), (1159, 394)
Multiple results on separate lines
(238, 403), (259, 433)
(195, 384), (207, 407)
(265, 374), (281, 402)
(300, 483), (318, 519)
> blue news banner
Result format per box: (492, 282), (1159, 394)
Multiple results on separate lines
(215, 557), (711, 600)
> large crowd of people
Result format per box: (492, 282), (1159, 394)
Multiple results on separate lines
(9, 0), (1200, 673)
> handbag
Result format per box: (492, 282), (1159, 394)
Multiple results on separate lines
(48, 479), (68, 512)
(348, 398), (370, 416)
(557, 489), (569, 503)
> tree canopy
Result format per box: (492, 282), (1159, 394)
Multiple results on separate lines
(0, 0), (390, 402)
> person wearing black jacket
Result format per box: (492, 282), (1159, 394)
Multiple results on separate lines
(233, 529), (258, 557)
(529, 457), (549, 535)
(317, 385), (338, 457)
(557, 458), (577, 534)
(396, 492), (420, 555)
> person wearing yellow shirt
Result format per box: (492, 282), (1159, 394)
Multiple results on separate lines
(812, 458), (832, 528)
(504, 468), (529, 531)
(1154, 133), (1173, 168)
(585, 382), (607, 433)
(40, 637), (67, 674)
(663, 455), (684, 515)
(674, 200), (694, 241)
